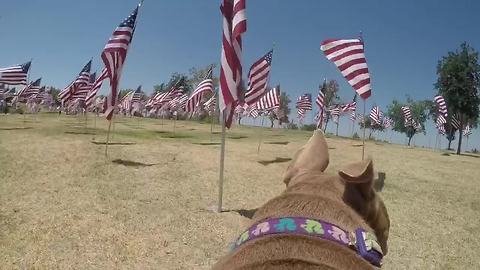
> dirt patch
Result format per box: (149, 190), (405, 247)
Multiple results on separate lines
(228, 135), (248, 140)
(0, 127), (33, 130)
(90, 141), (137, 145)
(265, 141), (289, 145)
(64, 131), (96, 135)
(192, 142), (221, 146)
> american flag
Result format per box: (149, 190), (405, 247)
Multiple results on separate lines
(463, 125), (472, 137)
(86, 68), (108, 108)
(437, 114), (447, 125)
(358, 113), (365, 126)
(132, 85), (142, 103)
(437, 123), (446, 135)
(296, 93), (312, 111)
(320, 39), (371, 99)
(21, 78), (42, 98)
(219, 0), (247, 128)
(34, 86), (47, 101)
(330, 106), (341, 124)
(234, 104), (244, 114)
(401, 106), (412, 127)
(451, 115), (460, 129)
(383, 117), (394, 129)
(434, 95), (448, 117)
(413, 120), (422, 133)
(350, 110), (356, 122)
(59, 60), (92, 103)
(316, 80), (326, 111)
(168, 94), (189, 111)
(155, 85), (184, 106)
(256, 85), (280, 111)
(0, 61), (31, 85)
(204, 95), (216, 113)
(121, 91), (133, 112)
(369, 106), (381, 125)
(186, 66), (214, 113)
(341, 95), (357, 113)
(244, 50), (273, 105)
(102, 3), (141, 120)
(72, 71), (97, 101)
(297, 108), (306, 120)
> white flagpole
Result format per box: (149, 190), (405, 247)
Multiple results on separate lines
(217, 110), (226, 213)
(257, 114), (265, 154)
(362, 100), (366, 160)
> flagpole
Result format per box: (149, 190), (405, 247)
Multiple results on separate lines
(217, 110), (226, 213)
(210, 112), (214, 142)
(257, 114), (265, 154)
(105, 119), (112, 157)
(362, 100), (366, 160)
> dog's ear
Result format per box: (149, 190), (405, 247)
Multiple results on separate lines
(283, 130), (329, 185)
(340, 159), (390, 255)
(339, 158), (374, 199)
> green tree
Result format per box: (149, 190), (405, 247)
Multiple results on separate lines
(153, 83), (167, 93)
(435, 42), (480, 154)
(387, 98), (431, 146)
(358, 117), (385, 140)
(48, 87), (61, 102)
(188, 64), (218, 90)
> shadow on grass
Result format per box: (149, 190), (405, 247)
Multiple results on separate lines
(65, 131), (96, 135)
(265, 141), (289, 145)
(0, 127), (33, 130)
(192, 142), (221, 146)
(257, 157), (292, 166)
(228, 135), (248, 139)
(224, 208), (258, 219)
(112, 159), (157, 167)
(91, 141), (136, 145)
(157, 132), (193, 139)
(352, 144), (364, 147)
(462, 153), (480, 158)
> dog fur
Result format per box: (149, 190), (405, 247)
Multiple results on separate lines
(213, 130), (390, 270)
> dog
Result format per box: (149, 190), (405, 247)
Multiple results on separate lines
(213, 130), (390, 269)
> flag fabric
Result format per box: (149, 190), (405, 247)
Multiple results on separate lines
(59, 60), (92, 103)
(168, 94), (188, 111)
(72, 71), (97, 101)
(297, 108), (306, 120)
(21, 78), (42, 98)
(186, 66), (214, 112)
(451, 115), (460, 129)
(86, 68), (108, 108)
(320, 39), (371, 99)
(102, 3), (140, 120)
(413, 120), (422, 132)
(350, 110), (356, 122)
(358, 114), (365, 126)
(121, 91), (133, 112)
(296, 93), (312, 111)
(204, 95), (216, 114)
(436, 115), (446, 135)
(132, 85), (142, 103)
(434, 95), (448, 117)
(383, 117), (394, 129)
(401, 106), (412, 127)
(369, 106), (381, 125)
(463, 125), (472, 137)
(256, 85), (280, 110)
(437, 123), (446, 135)
(330, 107), (341, 124)
(219, 0), (247, 128)
(437, 114), (447, 125)
(244, 50), (273, 105)
(155, 85), (184, 106)
(0, 61), (31, 85)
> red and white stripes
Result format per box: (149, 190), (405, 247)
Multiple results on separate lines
(320, 39), (371, 99)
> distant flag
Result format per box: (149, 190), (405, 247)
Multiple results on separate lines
(436, 115), (446, 135)
(463, 125), (472, 137)
(168, 94), (188, 111)
(434, 95), (448, 117)
(132, 85), (142, 103)
(121, 91), (133, 112)
(256, 85), (280, 111)
(383, 117), (394, 129)
(341, 95), (357, 113)
(401, 106), (412, 127)
(437, 114), (447, 125)
(204, 95), (216, 113)
(86, 68), (108, 108)
(350, 110), (356, 122)
(0, 61), (31, 85)
(329, 106), (341, 124)
(296, 93), (312, 111)
(244, 50), (273, 105)
(59, 60), (92, 103)
(320, 39), (371, 99)
(219, 0), (247, 128)
(369, 106), (381, 125)
(186, 66), (214, 113)
(297, 108), (306, 120)
(20, 78), (42, 98)
(102, 3), (141, 121)
(412, 120), (422, 133)
(72, 71), (97, 101)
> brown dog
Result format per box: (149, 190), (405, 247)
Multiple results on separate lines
(213, 130), (390, 269)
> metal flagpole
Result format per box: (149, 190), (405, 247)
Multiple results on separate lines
(257, 114), (265, 154)
(217, 110), (226, 213)
(362, 100), (366, 160)
(105, 119), (112, 157)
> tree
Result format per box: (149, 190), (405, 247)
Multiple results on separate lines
(153, 83), (167, 93)
(48, 87), (61, 102)
(435, 42), (480, 154)
(188, 64), (219, 90)
(387, 98), (431, 146)
(320, 80), (341, 132)
(358, 117), (385, 140)
(119, 89), (133, 99)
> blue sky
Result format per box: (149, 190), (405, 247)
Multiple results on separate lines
(1, 0), (479, 150)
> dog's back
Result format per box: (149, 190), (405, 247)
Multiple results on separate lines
(213, 131), (390, 270)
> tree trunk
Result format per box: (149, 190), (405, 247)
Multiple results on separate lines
(335, 123), (339, 136)
(447, 137), (453, 150)
(270, 119), (274, 128)
(456, 115), (464, 155)
(238, 115), (241, 125)
(408, 135), (413, 146)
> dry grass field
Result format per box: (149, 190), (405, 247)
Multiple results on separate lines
(1, 113), (479, 269)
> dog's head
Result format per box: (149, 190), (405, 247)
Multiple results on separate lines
(282, 130), (390, 254)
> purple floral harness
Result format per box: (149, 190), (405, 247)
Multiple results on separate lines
(231, 216), (383, 267)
